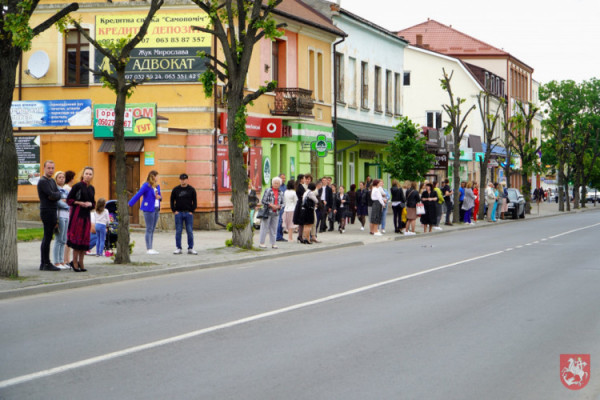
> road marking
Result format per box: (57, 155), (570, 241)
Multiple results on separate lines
(2, 221), (600, 390)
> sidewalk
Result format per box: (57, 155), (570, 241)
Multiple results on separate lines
(3, 202), (597, 299)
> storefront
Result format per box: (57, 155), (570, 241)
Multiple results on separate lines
(335, 118), (398, 189)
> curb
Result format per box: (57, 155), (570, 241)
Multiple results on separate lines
(0, 241), (364, 300)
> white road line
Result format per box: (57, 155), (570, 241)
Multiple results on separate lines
(2, 221), (599, 389)
(0, 251), (504, 389)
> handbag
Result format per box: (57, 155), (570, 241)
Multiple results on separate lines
(416, 202), (426, 215)
(256, 206), (269, 219)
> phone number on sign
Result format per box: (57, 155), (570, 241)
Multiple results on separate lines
(96, 118), (132, 128)
(125, 73), (200, 81)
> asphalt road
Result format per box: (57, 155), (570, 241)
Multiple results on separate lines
(1, 212), (600, 400)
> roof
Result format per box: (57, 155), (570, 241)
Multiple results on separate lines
(272, 0), (346, 37)
(336, 118), (397, 144)
(396, 19), (508, 57)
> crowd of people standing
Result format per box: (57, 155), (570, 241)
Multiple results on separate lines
(252, 175), (518, 248)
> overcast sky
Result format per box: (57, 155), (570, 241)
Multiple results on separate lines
(336, 0), (599, 85)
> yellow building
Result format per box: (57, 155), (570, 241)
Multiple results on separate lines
(15, 0), (344, 228)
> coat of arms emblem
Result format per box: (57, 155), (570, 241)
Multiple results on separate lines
(560, 354), (590, 390)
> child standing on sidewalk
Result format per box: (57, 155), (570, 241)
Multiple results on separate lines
(92, 198), (110, 257)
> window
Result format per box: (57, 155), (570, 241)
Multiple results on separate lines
(317, 52), (323, 101)
(335, 52), (344, 103)
(272, 39), (286, 87)
(309, 50), (315, 99)
(495, 77), (500, 96)
(427, 111), (442, 129)
(65, 29), (90, 86)
(394, 72), (401, 115)
(308, 49), (323, 102)
(348, 57), (357, 107)
(403, 71), (410, 86)
(374, 66), (382, 112)
(361, 61), (369, 109)
(385, 70), (392, 114)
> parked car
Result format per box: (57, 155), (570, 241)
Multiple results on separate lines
(506, 188), (525, 219)
(585, 188), (599, 203)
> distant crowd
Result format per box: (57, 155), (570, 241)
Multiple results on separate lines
(251, 174), (514, 249)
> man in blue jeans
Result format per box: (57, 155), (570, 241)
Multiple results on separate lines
(170, 174), (198, 255)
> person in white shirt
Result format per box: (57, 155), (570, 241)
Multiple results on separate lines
(370, 179), (386, 236)
(283, 180), (298, 241)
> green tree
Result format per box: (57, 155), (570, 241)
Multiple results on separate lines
(69, 0), (164, 263)
(190, 0), (285, 249)
(0, 0), (78, 277)
(441, 68), (476, 223)
(539, 80), (582, 212)
(382, 117), (435, 182)
(476, 91), (505, 220)
(505, 100), (541, 212)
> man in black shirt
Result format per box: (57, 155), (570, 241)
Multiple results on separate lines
(37, 161), (62, 271)
(441, 178), (453, 226)
(170, 174), (198, 255)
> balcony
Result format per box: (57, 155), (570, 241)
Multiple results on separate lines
(270, 88), (315, 118)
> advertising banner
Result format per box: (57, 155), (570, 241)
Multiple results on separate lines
(249, 147), (262, 192)
(11, 100), (92, 128)
(95, 13), (211, 83)
(16, 136), (41, 185)
(219, 113), (282, 138)
(217, 145), (231, 192)
(93, 103), (157, 138)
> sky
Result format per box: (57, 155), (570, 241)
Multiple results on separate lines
(336, 0), (599, 84)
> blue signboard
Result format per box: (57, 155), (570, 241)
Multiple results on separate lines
(10, 99), (92, 128)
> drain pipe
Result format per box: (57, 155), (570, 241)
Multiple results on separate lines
(213, 34), (225, 228)
(333, 35), (345, 184)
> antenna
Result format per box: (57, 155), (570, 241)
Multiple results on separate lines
(25, 51), (50, 79)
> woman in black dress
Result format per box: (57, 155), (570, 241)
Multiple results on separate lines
(299, 182), (317, 244)
(292, 174), (306, 242)
(66, 167), (96, 272)
(420, 182), (437, 233)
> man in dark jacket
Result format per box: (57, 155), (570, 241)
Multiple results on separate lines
(317, 177), (333, 232)
(442, 178), (453, 225)
(170, 174), (198, 255)
(37, 160), (62, 271)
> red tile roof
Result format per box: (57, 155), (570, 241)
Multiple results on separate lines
(396, 19), (508, 57)
(272, 0), (346, 37)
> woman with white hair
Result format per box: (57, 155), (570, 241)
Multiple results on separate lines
(258, 177), (283, 249)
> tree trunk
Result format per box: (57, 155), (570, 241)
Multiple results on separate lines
(0, 53), (20, 277)
(113, 83), (131, 263)
(521, 171), (531, 214)
(227, 95), (253, 249)
(452, 141), (461, 224)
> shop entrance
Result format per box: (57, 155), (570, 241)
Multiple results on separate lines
(364, 162), (381, 180)
(109, 155), (140, 225)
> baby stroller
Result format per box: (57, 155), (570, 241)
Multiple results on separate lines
(104, 200), (119, 254)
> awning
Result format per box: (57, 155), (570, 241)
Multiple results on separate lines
(98, 139), (144, 153)
(336, 118), (398, 144)
(481, 142), (507, 156)
(468, 135), (483, 153)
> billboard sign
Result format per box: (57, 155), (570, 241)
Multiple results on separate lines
(95, 13), (211, 82)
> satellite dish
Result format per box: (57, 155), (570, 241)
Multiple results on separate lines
(26, 51), (50, 79)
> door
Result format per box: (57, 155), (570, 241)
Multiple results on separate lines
(110, 155), (140, 225)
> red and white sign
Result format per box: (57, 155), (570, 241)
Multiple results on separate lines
(219, 113), (282, 138)
(560, 354), (590, 390)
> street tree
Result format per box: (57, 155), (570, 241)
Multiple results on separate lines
(540, 80), (582, 212)
(505, 100), (541, 212)
(0, 0), (79, 277)
(476, 91), (505, 220)
(382, 117), (436, 182)
(68, 0), (164, 263)
(571, 78), (600, 207)
(190, 0), (284, 249)
(440, 68), (476, 223)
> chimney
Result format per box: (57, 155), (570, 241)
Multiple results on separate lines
(416, 34), (423, 46)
